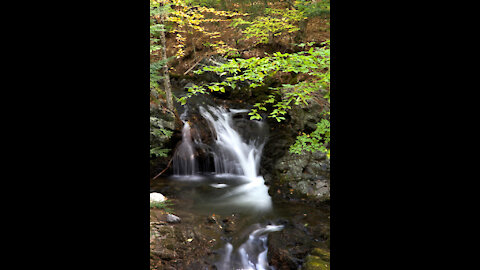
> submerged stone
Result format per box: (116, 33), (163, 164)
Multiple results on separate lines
(166, 214), (181, 223)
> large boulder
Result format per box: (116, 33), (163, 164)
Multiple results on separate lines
(262, 100), (330, 202)
(275, 150), (330, 201)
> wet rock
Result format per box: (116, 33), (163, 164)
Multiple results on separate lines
(267, 222), (311, 269)
(222, 217), (237, 234)
(268, 247), (299, 270)
(166, 214), (181, 223)
(206, 216), (216, 224)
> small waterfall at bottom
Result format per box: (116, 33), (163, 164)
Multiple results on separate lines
(215, 224), (284, 270)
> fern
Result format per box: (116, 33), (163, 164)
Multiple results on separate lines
(150, 147), (170, 158)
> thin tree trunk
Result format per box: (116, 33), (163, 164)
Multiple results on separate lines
(159, 13), (174, 111)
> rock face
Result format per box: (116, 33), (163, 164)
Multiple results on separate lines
(276, 150), (330, 201)
(262, 100), (330, 202)
(150, 103), (181, 177)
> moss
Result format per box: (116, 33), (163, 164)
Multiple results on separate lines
(304, 255), (330, 270)
(311, 248), (330, 261)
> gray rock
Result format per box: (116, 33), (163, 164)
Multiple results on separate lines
(261, 99), (330, 202)
(166, 214), (181, 223)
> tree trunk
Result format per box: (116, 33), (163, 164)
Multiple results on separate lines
(159, 13), (174, 111)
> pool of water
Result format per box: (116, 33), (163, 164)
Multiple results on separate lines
(151, 175), (330, 269)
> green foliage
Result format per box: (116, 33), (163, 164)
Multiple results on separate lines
(150, 2), (169, 53)
(295, 0), (330, 18)
(150, 60), (166, 86)
(289, 118), (330, 157)
(150, 1), (170, 95)
(150, 200), (174, 212)
(150, 147), (170, 158)
(179, 41), (330, 123)
(178, 40), (331, 156)
(230, 7), (305, 44)
(185, 0), (221, 7)
(150, 117), (173, 158)
(151, 127), (173, 138)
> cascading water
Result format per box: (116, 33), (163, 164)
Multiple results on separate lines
(199, 106), (264, 179)
(216, 224), (284, 270)
(173, 105), (266, 179)
(172, 121), (198, 175)
(172, 108), (202, 175)
(171, 104), (281, 269)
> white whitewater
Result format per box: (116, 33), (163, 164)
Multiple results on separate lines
(199, 106), (272, 211)
(199, 106), (263, 179)
(172, 108), (198, 175)
(216, 224), (284, 270)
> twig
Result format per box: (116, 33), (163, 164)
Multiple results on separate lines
(183, 58), (203, 75)
(153, 158), (173, 180)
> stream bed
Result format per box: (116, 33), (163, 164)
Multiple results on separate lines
(150, 105), (330, 269)
(150, 176), (330, 270)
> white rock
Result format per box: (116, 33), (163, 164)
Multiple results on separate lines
(150, 192), (166, 202)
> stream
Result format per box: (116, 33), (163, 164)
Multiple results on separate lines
(151, 103), (330, 269)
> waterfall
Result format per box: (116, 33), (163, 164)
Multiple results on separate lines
(170, 104), (280, 269)
(172, 109), (198, 175)
(215, 224), (284, 270)
(172, 105), (272, 210)
(172, 105), (266, 180)
(199, 106), (264, 180)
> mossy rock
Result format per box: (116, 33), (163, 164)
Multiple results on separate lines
(311, 248), (330, 261)
(304, 254), (330, 270)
